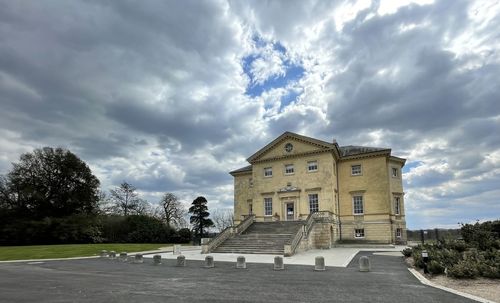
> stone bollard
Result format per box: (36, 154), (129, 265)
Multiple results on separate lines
(236, 256), (246, 269)
(173, 245), (182, 255)
(100, 250), (108, 258)
(134, 253), (143, 264)
(314, 256), (325, 271)
(274, 256), (284, 270)
(205, 256), (214, 268)
(109, 251), (116, 259)
(176, 255), (186, 267)
(119, 252), (128, 262)
(359, 256), (370, 272)
(153, 254), (162, 265)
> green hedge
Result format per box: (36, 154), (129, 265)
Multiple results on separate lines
(0, 214), (191, 245)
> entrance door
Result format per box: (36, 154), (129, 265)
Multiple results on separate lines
(286, 202), (294, 221)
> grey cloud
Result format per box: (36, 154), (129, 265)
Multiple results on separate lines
(0, 0), (499, 228)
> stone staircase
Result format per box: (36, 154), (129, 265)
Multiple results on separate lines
(213, 221), (304, 255)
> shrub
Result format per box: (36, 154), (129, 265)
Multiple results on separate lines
(125, 215), (173, 243)
(428, 260), (445, 275)
(443, 239), (468, 252)
(100, 215), (175, 243)
(0, 215), (102, 245)
(402, 248), (412, 257)
(477, 262), (500, 279)
(447, 261), (479, 279)
(439, 248), (461, 268)
(460, 220), (500, 251)
(169, 228), (192, 243)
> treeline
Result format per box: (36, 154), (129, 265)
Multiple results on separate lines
(0, 147), (191, 246)
(0, 214), (191, 245)
(406, 228), (462, 242)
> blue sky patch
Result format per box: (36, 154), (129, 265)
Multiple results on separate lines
(403, 160), (423, 173)
(242, 38), (305, 102)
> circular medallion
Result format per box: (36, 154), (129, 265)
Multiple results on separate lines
(284, 143), (293, 153)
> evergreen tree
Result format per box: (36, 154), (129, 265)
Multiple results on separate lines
(188, 196), (214, 243)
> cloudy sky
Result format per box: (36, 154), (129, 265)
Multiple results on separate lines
(1, 0), (499, 229)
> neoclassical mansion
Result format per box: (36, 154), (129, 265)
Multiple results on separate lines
(230, 131), (407, 244)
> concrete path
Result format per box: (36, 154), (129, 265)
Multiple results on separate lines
(0, 252), (475, 303)
(144, 245), (408, 267)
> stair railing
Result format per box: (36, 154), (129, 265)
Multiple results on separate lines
(201, 215), (255, 254)
(303, 212), (315, 238)
(284, 226), (303, 257)
(285, 211), (329, 256)
(234, 214), (255, 235)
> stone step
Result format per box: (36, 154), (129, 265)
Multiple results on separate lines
(237, 233), (295, 238)
(213, 249), (284, 254)
(222, 242), (287, 246)
(217, 245), (284, 249)
(225, 238), (290, 241)
(210, 221), (303, 255)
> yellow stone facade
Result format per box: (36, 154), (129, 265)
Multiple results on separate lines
(230, 132), (407, 244)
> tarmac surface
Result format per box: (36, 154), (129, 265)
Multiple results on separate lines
(0, 251), (475, 303)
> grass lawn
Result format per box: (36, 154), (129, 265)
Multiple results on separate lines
(0, 243), (171, 261)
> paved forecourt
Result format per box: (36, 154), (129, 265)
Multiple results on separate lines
(0, 251), (476, 303)
(145, 245), (408, 267)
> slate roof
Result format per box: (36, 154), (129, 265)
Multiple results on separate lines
(229, 165), (252, 175)
(339, 145), (390, 157)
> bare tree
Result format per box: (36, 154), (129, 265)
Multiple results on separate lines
(97, 190), (113, 214)
(159, 192), (186, 227)
(211, 208), (234, 232)
(109, 182), (148, 216)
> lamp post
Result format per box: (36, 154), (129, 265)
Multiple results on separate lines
(422, 250), (429, 274)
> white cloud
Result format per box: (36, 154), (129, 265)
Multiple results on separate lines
(377, 0), (435, 16)
(0, 0), (499, 229)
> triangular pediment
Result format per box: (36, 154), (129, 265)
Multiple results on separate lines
(247, 132), (337, 163)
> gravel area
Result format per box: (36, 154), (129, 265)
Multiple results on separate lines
(430, 275), (499, 303)
(405, 256), (499, 303)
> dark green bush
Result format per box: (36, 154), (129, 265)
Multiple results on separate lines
(477, 262), (500, 279)
(439, 248), (461, 268)
(0, 215), (102, 245)
(447, 261), (479, 279)
(170, 228), (192, 243)
(460, 220), (500, 251)
(428, 260), (445, 275)
(402, 248), (412, 257)
(100, 215), (174, 243)
(407, 222), (500, 279)
(443, 239), (468, 252)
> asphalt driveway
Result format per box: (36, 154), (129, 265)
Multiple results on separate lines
(0, 252), (475, 303)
